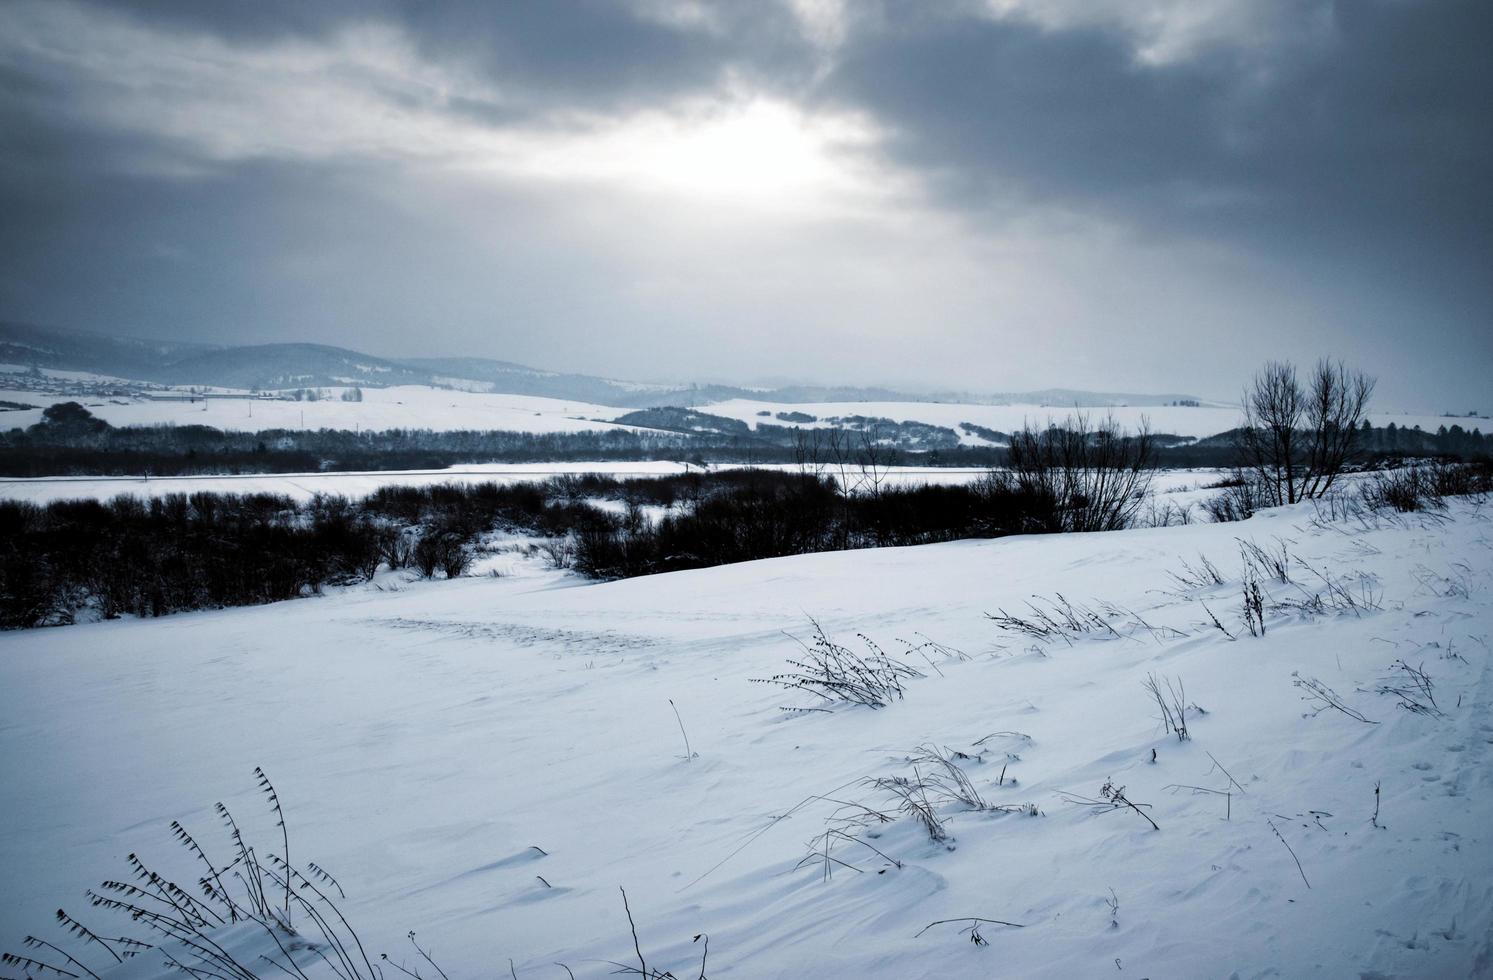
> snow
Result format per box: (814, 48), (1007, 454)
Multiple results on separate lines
(702, 398), (1467, 443)
(0, 385), (632, 435)
(2, 498), (1491, 978)
(1, 374), (1470, 443)
(0, 363), (144, 385)
(0, 464), (1221, 506)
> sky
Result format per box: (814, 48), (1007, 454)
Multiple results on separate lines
(0, 0), (1488, 409)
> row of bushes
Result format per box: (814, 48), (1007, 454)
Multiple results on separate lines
(1359, 459), (1493, 512)
(0, 492), (383, 626)
(1202, 458), (1493, 522)
(1, 468), (1094, 628)
(9, 455), (1486, 629)
(571, 467), (1128, 578)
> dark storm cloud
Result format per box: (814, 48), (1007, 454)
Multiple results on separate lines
(68, 0), (818, 114)
(825, 0), (1493, 279)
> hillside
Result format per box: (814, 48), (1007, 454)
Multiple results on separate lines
(1, 322), (1228, 410)
(0, 320), (217, 380)
(158, 343), (434, 389)
(1, 496), (1489, 977)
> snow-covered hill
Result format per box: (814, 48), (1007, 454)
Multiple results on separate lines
(702, 398), (1464, 445)
(1, 497), (1490, 977)
(0, 370), (1464, 445)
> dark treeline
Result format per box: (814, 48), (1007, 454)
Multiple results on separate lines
(569, 472), (1064, 579)
(1194, 420), (1492, 459)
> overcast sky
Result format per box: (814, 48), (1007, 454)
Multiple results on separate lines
(1, 0), (1488, 408)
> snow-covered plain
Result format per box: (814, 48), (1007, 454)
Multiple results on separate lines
(0, 384), (633, 435)
(2, 497), (1491, 978)
(1, 370), (1469, 443)
(0, 464), (1223, 506)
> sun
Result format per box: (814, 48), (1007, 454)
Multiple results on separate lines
(496, 97), (878, 210)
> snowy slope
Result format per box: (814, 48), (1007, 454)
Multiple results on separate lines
(1, 500), (1490, 978)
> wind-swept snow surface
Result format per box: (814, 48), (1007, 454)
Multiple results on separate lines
(2, 500), (1491, 977)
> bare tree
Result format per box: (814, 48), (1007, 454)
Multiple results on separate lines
(856, 424), (897, 503)
(1302, 359), (1375, 498)
(792, 427), (827, 489)
(1238, 359), (1374, 506)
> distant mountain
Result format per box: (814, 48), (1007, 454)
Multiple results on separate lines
(0, 321), (217, 380)
(399, 358), (919, 407)
(0, 321), (1213, 409)
(932, 388), (1228, 409)
(399, 356), (685, 407)
(164, 343), (433, 389)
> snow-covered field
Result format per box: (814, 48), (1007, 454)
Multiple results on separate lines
(0, 368), (1466, 442)
(0, 464), (1223, 506)
(0, 384), (632, 435)
(2, 497), (1491, 977)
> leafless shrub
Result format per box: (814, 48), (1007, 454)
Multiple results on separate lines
(1198, 600), (1236, 640)
(3, 770), (387, 980)
(752, 619), (923, 710)
(6, 776), (719, 980)
(538, 536), (575, 570)
(1241, 574), (1267, 637)
(1238, 536), (1291, 584)
(1309, 485), (1363, 524)
(603, 888), (711, 980)
(1411, 563), (1476, 599)
(1373, 660), (1443, 717)
(1361, 465), (1445, 513)
(985, 593), (1120, 645)
(997, 411), (1158, 532)
(904, 744), (1004, 811)
(1293, 672), (1377, 724)
(1294, 559), (1382, 616)
(1429, 458), (1493, 499)
(800, 743), (1040, 872)
(411, 533), (469, 579)
(797, 824), (903, 881)
(914, 917), (1025, 945)
(1167, 553), (1225, 591)
(894, 634), (971, 676)
(377, 525), (416, 570)
(1143, 673), (1190, 742)
(1144, 499), (1194, 527)
(1203, 475), (1265, 523)
(869, 772), (949, 842)
(1267, 817), (1311, 889)
(1059, 779), (1160, 831)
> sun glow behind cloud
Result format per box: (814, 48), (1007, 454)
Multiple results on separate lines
(482, 98), (884, 210)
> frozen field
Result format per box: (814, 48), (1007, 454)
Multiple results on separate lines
(0, 370), (1465, 443)
(1, 496), (1490, 977)
(0, 463), (1224, 506)
(0, 383), (632, 435)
